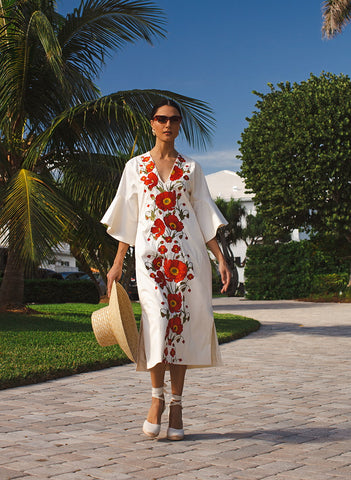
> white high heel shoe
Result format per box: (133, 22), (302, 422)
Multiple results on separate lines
(167, 394), (184, 441)
(143, 386), (165, 438)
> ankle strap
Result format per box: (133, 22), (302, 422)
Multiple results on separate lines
(170, 394), (182, 406)
(152, 386), (165, 400)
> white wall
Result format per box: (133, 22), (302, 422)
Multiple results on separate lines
(40, 243), (78, 272)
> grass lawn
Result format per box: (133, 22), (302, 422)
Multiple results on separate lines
(0, 302), (260, 390)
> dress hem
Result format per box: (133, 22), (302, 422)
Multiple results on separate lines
(135, 361), (224, 372)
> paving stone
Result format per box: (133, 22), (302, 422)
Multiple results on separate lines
(0, 466), (25, 479)
(0, 299), (350, 479)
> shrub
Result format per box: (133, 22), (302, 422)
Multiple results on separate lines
(311, 273), (349, 295)
(24, 279), (100, 304)
(245, 241), (348, 300)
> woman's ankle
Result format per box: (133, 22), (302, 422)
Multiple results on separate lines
(169, 404), (183, 430)
(147, 396), (165, 424)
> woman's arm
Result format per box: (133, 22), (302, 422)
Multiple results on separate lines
(106, 241), (130, 296)
(206, 237), (231, 294)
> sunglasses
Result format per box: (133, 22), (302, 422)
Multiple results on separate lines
(153, 115), (182, 124)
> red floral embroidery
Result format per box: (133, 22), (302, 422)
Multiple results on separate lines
(151, 219), (165, 239)
(169, 165), (183, 181)
(168, 292), (182, 312)
(141, 154), (193, 365)
(144, 172), (158, 189)
(164, 259), (187, 283)
(158, 245), (168, 254)
(169, 316), (183, 334)
(155, 191), (176, 211)
(155, 270), (166, 288)
(152, 256), (163, 270)
(164, 214), (184, 231)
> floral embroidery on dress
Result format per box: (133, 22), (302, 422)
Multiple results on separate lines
(140, 153), (193, 365)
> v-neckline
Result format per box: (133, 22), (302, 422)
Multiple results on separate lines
(149, 152), (179, 184)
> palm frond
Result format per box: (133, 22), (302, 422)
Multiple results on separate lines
(24, 89), (214, 169)
(322, 0), (351, 38)
(67, 209), (118, 271)
(0, 169), (77, 266)
(23, 95), (149, 169)
(28, 10), (64, 85)
(59, 0), (166, 80)
(0, 137), (10, 179)
(112, 89), (215, 151)
(0, 4), (69, 133)
(56, 151), (127, 216)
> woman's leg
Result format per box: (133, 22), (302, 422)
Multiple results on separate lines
(169, 365), (187, 429)
(147, 362), (166, 424)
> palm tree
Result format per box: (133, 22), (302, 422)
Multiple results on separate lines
(215, 198), (245, 295)
(0, 0), (215, 309)
(322, 0), (351, 38)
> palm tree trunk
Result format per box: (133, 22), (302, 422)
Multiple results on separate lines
(0, 244), (25, 309)
(70, 245), (104, 296)
(217, 228), (238, 297)
(120, 247), (135, 292)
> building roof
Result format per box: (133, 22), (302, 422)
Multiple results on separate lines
(205, 170), (254, 202)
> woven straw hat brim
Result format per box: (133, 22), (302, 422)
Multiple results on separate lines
(91, 282), (138, 362)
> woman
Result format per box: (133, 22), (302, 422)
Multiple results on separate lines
(102, 99), (231, 440)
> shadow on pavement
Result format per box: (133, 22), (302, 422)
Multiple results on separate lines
(213, 301), (328, 311)
(257, 322), (351, 337)
(178, 426), (349, 443)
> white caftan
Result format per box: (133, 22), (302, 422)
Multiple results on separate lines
(101, 152), (227, 371)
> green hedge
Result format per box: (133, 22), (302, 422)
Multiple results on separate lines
(24, 279), (100, 304)
(245, 241), (349, 300)
(311, 273), (349, 295)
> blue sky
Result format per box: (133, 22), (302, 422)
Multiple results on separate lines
(58, 0), (351, 174)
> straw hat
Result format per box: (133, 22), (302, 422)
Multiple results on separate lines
(91, 281), (138, 362)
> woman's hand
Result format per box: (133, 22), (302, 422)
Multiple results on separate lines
(106, 263), (123, 297)
(106, 241), (130, 297)
(206, 237), (232, 294)
(218, 260), (231, 293)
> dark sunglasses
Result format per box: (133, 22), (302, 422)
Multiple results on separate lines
(153, 115), (182, 124)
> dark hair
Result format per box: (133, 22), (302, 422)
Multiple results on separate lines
(150, 99), (182, 119)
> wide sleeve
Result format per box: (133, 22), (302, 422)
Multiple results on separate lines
(101, 160), (139, 246)
(190, 161), (228, 243)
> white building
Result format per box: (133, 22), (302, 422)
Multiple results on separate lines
(205, 170), (255, 283)
(206, 169), (255, 211)
(41, 243), (78, 273)
(205, 170), (301, 284)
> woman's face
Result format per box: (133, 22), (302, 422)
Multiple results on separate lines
(150, 105), (182, 143)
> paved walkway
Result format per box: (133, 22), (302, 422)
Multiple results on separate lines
(1, 299), (351, 480)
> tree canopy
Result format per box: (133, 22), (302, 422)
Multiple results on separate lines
(238, 72), (351, 254)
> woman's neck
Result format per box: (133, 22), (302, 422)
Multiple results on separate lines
(151, 141), (178, 161)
